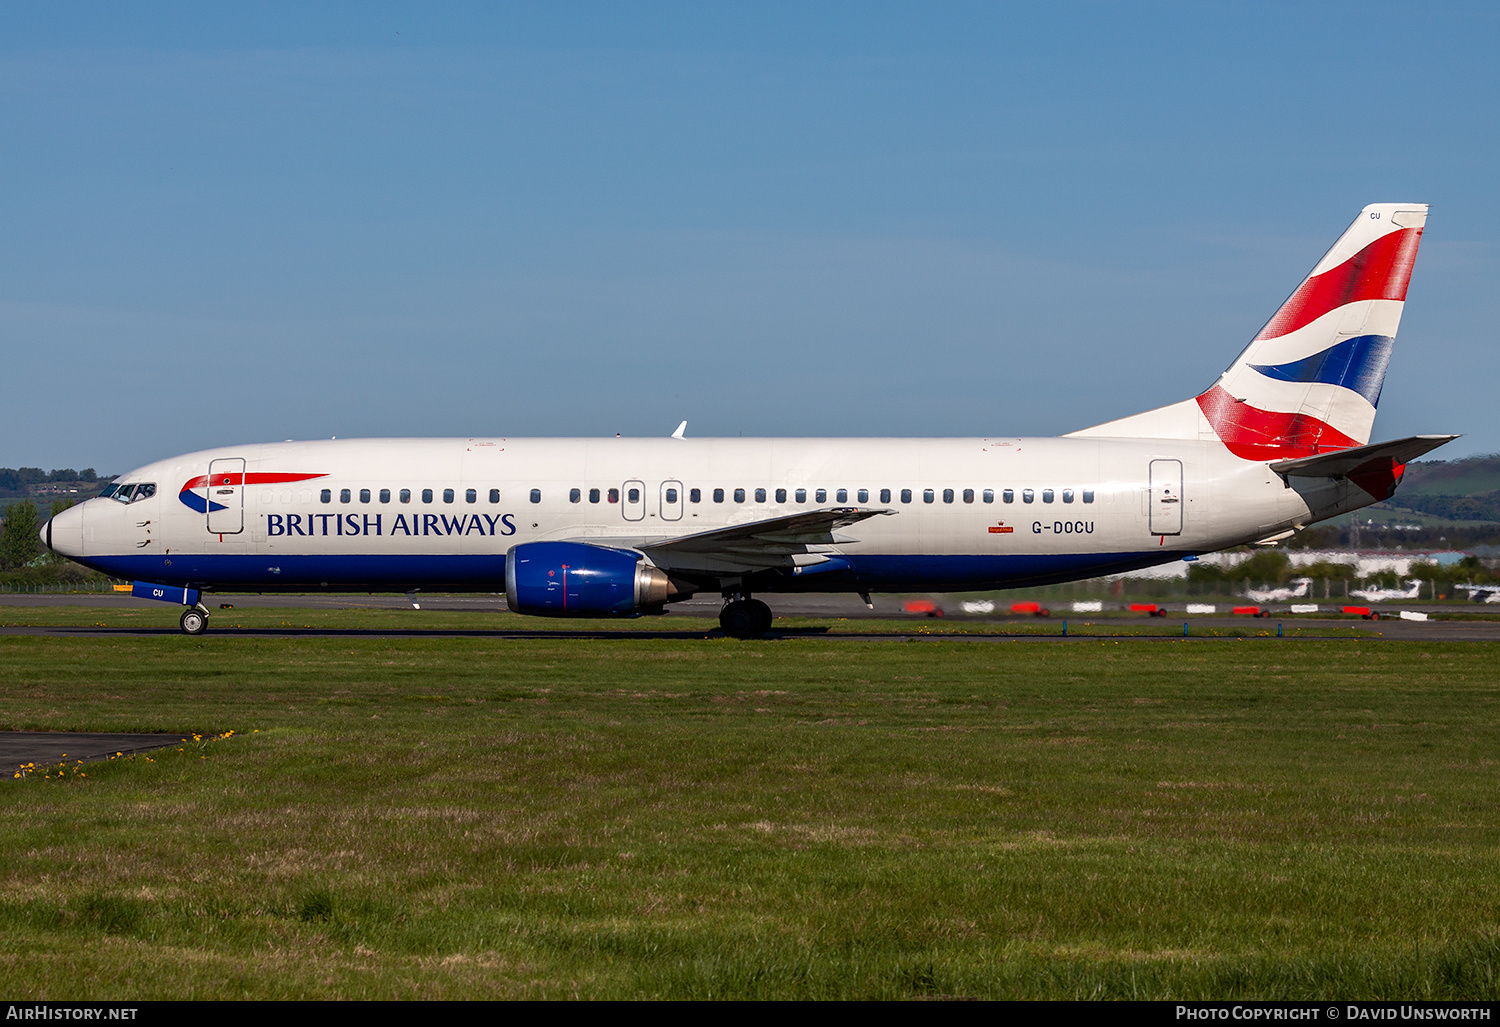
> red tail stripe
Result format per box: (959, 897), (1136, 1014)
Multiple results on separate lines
(1255, 227), (1422, 341)
(1195, 384), (1359, 461)
(181, 472), (328, 491)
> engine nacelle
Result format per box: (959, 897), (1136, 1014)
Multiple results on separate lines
(505, 541), (678, 617)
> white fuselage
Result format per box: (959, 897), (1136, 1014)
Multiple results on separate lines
(46, 434), (1363, 598)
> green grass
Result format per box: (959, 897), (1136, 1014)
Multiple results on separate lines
(2, 617), (1498, 998)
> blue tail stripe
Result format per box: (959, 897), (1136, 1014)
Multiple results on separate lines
(1249, 334), (1393, 406)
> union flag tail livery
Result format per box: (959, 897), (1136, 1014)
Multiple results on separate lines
(42, 203), (1457, 637)
(1071, 203), (1427, 459)
(1203, 203), (1425, 460)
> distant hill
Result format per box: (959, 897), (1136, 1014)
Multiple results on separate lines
(1375, 454), (1500, 523)
(1394, 455), (1500, 497)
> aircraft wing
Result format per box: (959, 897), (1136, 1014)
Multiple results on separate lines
(558, 507), (896, 574)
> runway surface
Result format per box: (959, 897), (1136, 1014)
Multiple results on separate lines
(4, 592), (1500, 639)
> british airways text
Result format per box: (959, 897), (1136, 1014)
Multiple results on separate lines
(264, 513), (517, 537)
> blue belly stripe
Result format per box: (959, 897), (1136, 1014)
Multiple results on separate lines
(76, 550), (1178, 595)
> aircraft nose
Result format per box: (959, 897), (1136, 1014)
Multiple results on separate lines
(42, 503), (85, 559)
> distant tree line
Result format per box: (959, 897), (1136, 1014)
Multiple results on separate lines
(0, 467), (104, 491)
(1286, 521), (1500, 552)
(1187, 548), (1494, 593)
(1383, 492), (1500, 523)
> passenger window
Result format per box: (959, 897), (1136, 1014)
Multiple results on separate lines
(775, 488), (787, 503)
(340, 488), (351, 504)
(627, 487), (640, 503)
(530, 489), (542, 504)
(665, 488), (678, 503)
(689, 488), (701, 503)
(443, 488), (455, 504)
(489, 488), (500, 504)
(983, 489), (994, 503)
(1023, 489), (1034, 503)
(901, 489), (913, 503)
(360, 488), (371, 504)
(379, 489), (391, 503)
(963, 489), (974, 503)
(880, 489), (891, 503)
(1003, 489), (1014, 503)
(858, 489), (869, 503)
(923, 489), (935, 504)
(943, 489), (954, 504)
(466, 488), (477, 504)
(836, 489), (847, 503)
(608, 488), (620, 503)
(1083, 489), (1095, 504)
(422, 489), (433, 503)
(713, 488), (724, 503)
(815, 489), (827, 503)
(400, 489), (412, 504)
(795, 488), (807, 503)
(733, 488), (746, 503)
(754, 487), (766, 502)
(590, 488), (601, 503)
(569, 488), (582, 503)
(321, 489), (332, 504)
(1042, 489), (1054, 503)
(1062, 489), (1074, 503)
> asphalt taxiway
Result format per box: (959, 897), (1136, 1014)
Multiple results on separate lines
(4, 731), (190, 777)
(3, 592), (1500, 639)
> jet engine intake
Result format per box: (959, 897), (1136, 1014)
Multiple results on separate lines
(505, 541), (681, 616)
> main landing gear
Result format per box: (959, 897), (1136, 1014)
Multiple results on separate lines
(179, 607), (209, 636)
(720, 595), (773, 639)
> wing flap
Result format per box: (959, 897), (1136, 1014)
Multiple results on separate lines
(648, 507), (895, 553)
(554, 507), (896, 574)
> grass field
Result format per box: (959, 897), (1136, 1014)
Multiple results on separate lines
(2, 617), (1499, 999)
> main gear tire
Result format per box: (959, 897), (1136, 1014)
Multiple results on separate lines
(720, 600), (768, 639)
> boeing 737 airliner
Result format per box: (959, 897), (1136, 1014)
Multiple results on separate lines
(42, 204), (1455, 637)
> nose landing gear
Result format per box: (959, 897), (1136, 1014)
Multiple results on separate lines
(720, 595), (773, 639)
(179, 607), (209, 636)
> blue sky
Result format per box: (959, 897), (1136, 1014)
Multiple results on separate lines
(4, 2), (1497, 473)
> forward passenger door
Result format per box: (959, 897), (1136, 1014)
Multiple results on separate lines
(206, 457), (245, 535)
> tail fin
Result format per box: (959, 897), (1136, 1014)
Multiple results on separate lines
(1069, 203), (1427, 459)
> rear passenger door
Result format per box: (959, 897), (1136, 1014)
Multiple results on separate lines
(1149, 459), (1183, 535)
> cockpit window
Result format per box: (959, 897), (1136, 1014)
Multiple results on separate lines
(132, 483), (156, 502)
(112, 485), (136, 503)
(100, 483), (121, 499)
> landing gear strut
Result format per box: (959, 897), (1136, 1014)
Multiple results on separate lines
(720, 596), (773, 639)
(179, 607), (209, 636)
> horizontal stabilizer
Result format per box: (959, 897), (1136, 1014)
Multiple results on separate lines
(1269, 434), (1458, 478)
